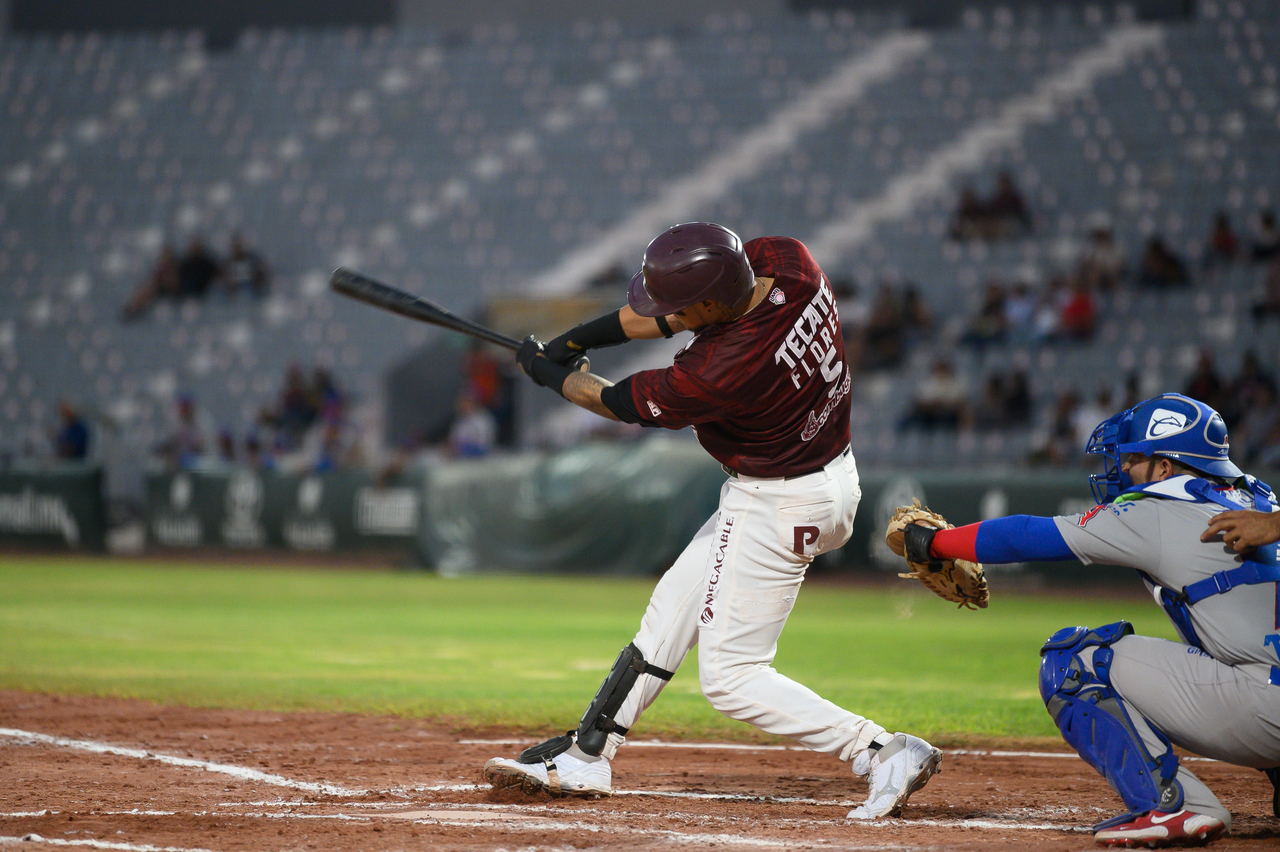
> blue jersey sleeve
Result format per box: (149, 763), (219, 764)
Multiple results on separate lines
(974, 515), (1075, 563)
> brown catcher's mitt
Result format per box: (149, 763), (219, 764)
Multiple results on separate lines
(885, 499), (989, 610)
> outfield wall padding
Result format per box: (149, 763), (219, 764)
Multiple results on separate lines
(142, 442), (1110, 577)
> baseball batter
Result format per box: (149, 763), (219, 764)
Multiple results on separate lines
(482, 223), (941, 819)
(900, 392), (1280, 847)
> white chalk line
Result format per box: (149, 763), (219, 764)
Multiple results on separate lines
(0, 728), (364, 798)
(464, 738), (1220, 763)
(0, 836), (217, 852)
(1, 802), (1093, 850)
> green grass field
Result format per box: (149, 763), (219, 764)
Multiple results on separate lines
(0, 557), (1177, 744)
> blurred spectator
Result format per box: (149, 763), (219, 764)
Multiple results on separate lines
(985, 170), (1033, 239)
(312, 366), (343, 413)
(312, 414), (358, 473)
(861, 283), (907, 370)
(961, 280), (1008, 350)
(1202, 211), (1240, 268)
(215, 428), (237, 464)
(948, 184), (988, 241)
(154, 394), (208, 469)
(900, 358), (969, 431)
(1136, 236), (1189, 289)
(901, 283), (933, 339)
(1028, 389), (1083, 466)
(1250, 209), (1280, 263)
(121, 243), (180, 322)
(1075, 388), (1113, 448)
(1004, 370), (1033, 425)
(177, 236), (222, 298)
(967, 370), (1032, 430)
(1122, 371), (1143, 410)
(1077, 223), (1125, 291)
(831, 278), (870, 330)
(269, 364), (320, 449)
(973, 374), (1012, 431)
(462, 341), (515, 446)
(948, 172), (1032, 241)
(223, 232), (270, 298)
(1058, 280), (1098, 341)
(52, 400), (90, 460)
(448, 394), (498, 458)
(243, 432), (275, 472)
(1251, 256), (1280, 322)
(1234, 381), (1280, 465)
(1183, 348), (1225, 413)
(1221, 350), (1277, 429)
(1003, 281), (1036, 340)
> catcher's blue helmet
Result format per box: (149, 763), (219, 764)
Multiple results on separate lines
(1085, 392), (1242, 503)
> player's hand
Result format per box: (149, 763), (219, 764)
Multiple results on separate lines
(1201, 509), (1280, 552)
(544, 331), (591, 372)
(517, 335), (548, 385)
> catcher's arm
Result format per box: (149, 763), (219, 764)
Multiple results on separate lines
(929, 515), (1075, 563)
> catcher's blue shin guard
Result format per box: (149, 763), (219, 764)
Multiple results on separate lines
(1039, 622), (1184, 830)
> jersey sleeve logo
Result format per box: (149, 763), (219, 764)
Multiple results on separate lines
(646, 400), (663, 418)
(768, 287), (785, 305)
(1078, 505), (1105, 526)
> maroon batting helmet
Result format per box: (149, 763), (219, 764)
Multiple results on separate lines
(627, 223), (755, 317)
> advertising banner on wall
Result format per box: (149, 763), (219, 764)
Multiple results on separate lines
(0, 464), (107, 551)
(145, 467), (424, 554)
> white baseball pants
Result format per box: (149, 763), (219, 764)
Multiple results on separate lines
(601, 449), (887, 762)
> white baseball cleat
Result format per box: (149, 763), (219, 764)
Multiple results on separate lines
(482, 751), (612, 798)
(847, 732), (942, 820)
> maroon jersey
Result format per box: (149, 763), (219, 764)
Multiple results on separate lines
(624, 236), (851, 477)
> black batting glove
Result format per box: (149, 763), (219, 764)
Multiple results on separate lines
(902, 523), (940, 567)
(517, 335), (548, 386)
(543, 331), (584, 366)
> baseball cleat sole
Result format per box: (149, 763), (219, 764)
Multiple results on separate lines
(481, 757), (612, 798)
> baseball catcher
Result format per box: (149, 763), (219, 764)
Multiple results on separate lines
(481, 223), (941, 820)
(885, 500), (988, 609)
(920, 393), (1280, 847)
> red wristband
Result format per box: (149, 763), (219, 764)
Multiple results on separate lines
(931, 523), (979, 562)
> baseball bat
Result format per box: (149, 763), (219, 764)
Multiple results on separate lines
(329, 267), (523, 351)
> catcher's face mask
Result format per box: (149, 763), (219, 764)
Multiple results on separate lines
(1086, 408), (1133, 504)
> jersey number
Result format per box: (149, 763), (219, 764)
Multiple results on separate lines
(1265, 633), (1280, 662)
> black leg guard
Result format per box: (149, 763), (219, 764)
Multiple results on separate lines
(574, 642), (674, 756)
(516, 732), (576, 765)
(518, 642), (674, 763)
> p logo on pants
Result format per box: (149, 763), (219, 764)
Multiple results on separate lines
(793, 525), (820, 556)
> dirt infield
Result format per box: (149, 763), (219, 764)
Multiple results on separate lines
(1, 691), (1276, 851)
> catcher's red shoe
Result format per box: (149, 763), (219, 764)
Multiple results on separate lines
(1094, 809), (1225, 848)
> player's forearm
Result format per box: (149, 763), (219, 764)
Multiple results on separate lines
(931, 516), (1075, 563)
(562, 371), (622, 421)
(619, 305), (686, 339)
(1201, 509), (1280, 551)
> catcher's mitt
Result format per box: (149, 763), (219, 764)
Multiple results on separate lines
(885, 499), (989, 610)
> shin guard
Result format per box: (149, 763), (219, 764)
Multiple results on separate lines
(518, 642), (674, 764)
(1039, 622), (1183, 825)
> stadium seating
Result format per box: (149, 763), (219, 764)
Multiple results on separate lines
(1, 1), (1276, 492)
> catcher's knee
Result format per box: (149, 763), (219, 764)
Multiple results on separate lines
(1039, 622), (1183, 816)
